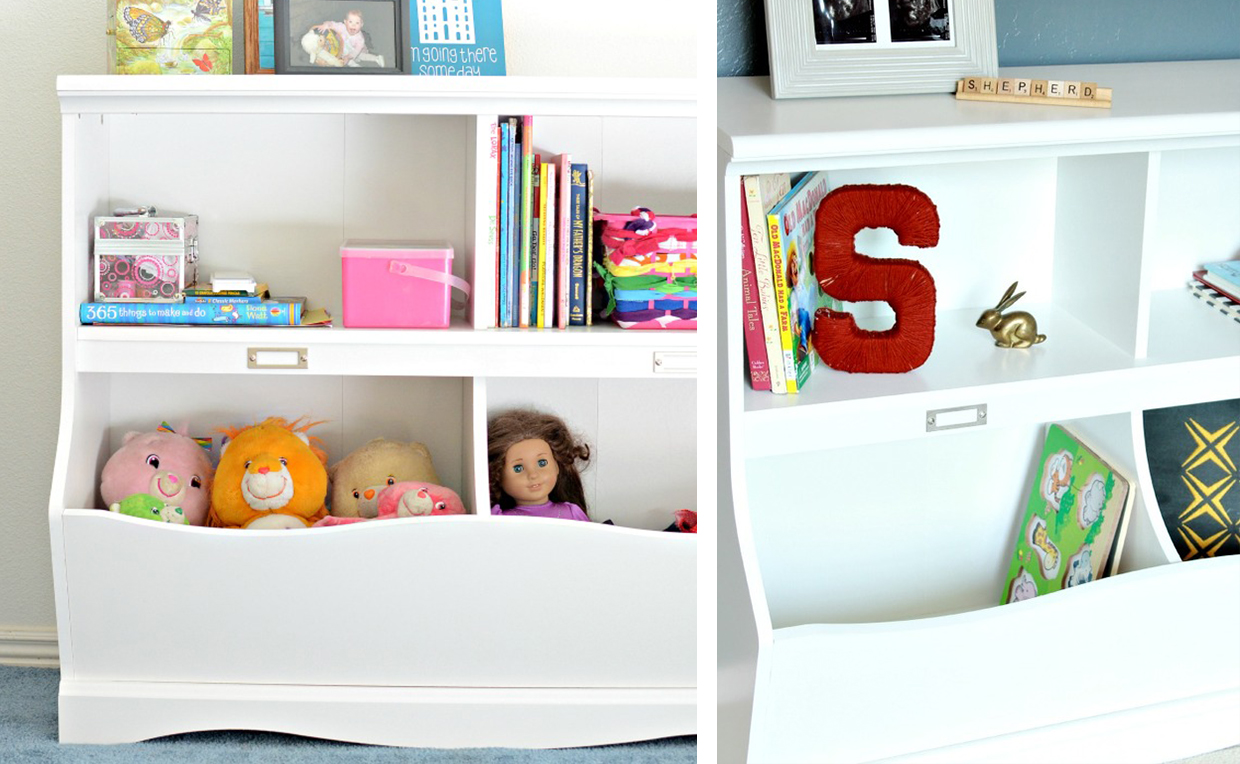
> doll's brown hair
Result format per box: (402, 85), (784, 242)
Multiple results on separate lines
(488, 409), (591, 514)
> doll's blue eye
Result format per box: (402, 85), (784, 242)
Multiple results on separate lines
(538, 459), (549, 468)
(512, 465), (523, 474)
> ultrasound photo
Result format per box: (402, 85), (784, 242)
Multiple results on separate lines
(812, 0), (876, 44)
(889, 0), (951, 41)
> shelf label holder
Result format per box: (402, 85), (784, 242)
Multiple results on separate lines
(248, 347), (308, 370)
(926, 403), (987, 432)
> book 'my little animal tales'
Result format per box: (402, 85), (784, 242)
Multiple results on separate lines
(1003, 424), (1133, 604)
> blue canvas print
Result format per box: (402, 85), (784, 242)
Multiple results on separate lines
(409, 0), (505, 75)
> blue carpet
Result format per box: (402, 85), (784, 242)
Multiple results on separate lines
(2, 665), (694, 762)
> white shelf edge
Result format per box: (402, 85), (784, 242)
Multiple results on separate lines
(57, 75), (697, 118)
(73, 325), (697, 378)
(741, 355), (1238, 457)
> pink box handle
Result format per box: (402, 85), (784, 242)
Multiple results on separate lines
(388, 260), (471, 311)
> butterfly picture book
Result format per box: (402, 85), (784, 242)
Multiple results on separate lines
(1002, 424), (1133, 605)
(111, 1), (233, 75)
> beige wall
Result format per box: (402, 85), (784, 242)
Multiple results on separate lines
(0, 2), (695, 640)
(0, 2), (104, 635)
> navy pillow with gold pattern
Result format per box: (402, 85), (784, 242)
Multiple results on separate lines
(1143, 399), (1240, 560)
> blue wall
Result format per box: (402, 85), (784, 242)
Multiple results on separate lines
(719, 0), (1240, 77)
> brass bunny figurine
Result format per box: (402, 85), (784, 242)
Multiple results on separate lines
(976, 282), (1046, 348)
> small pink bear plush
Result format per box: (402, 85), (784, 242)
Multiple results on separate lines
(313, 481), (465, 527)
(100, 428), (214, 526)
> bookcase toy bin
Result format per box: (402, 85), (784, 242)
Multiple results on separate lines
(719, 60), (1240, 764)
(340, 239), (465, 328)
(595, 209), (698, 330)
(52, 75), (697, 748)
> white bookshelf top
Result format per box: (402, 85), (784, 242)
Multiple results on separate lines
(57, 75), (697, 118)
(719, 60), (1240, 169)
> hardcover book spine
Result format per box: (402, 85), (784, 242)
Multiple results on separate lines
(498, 121), (511, 327)
(534, 160), (547, 328)
(80, 301), (303, 325)
(542, 165), (556, 329)
(518, 115), (534, 328)
(766, 211), (797, 393)
(530, 155), (542, 328)
(489, 119), (501, 329)
(739, 185), (771, 391)
(568, 163), (589, 326)
(585, 169), (594, 326)
(743, 176), (786, 394)
(556, 154), (572, 329)
(506, 116), (519, 326)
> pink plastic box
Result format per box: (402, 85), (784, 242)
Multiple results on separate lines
(340, 240), (470, 329)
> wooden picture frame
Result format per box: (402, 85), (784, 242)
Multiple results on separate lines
(274, 0), (408, 74)
(244, 0), (275, 74)
(765, 0), (997, 98)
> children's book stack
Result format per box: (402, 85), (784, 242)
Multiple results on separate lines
(740, 172), (843, 393)
(593, 208), (698, 330)
(1188, 260), (1240, 325)
(81, 272), (330, 326)
(493, 116), (593, 328)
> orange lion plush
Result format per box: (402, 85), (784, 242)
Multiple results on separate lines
(208, 417), (329, 529)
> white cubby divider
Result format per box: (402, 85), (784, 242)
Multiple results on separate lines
(719, 60), (1240, 763)
(51, 75), (697, 747)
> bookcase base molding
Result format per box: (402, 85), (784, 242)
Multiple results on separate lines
(59, 682), (694, 748)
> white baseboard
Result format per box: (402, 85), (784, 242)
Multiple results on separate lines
(0, 628), (59, 667)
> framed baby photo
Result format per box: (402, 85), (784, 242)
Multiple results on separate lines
(273, 0), (409, 74)
(766, 0), (997, 98)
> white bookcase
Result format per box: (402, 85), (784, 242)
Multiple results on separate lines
(718, 61), (1240, 763)
(50, 75), (697, 747)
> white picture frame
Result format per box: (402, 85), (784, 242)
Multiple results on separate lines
(765, 0), (998, 99)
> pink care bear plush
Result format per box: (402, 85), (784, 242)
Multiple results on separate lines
(100, 426), (214, 526)
(313, 481), (464, 527)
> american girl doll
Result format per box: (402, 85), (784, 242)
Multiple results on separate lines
(487, 409), (591, 522)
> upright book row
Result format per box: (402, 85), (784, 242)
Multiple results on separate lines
(739, 172), (842, 394)
(493, 115), (594, 329)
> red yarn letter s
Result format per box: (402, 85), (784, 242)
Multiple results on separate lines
(812, 184), (939, 373)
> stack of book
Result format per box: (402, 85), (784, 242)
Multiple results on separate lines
(493, 115), (594, 329)
(1188, 260), (1240, 325)
(80, 272), (331, 326)
(739, 172), (842, 394)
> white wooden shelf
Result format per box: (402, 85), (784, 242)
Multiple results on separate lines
(58, 74), (698, 117)
(75, 324), (696, 377)
(719, 60), (1240, 763)
(50, 75), (698, 748)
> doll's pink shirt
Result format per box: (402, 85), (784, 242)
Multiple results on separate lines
(491, 501), (589, 522)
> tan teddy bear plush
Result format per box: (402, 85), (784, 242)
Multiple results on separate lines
(328, 438), (440, 518)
